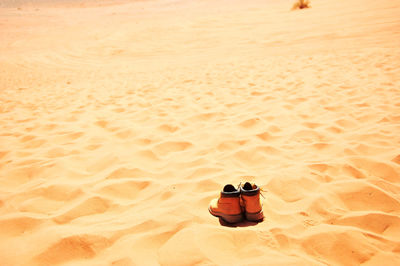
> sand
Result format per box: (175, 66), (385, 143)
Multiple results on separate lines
(1, 0), (400, 265)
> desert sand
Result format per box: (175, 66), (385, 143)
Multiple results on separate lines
(1, 0), (400, 265)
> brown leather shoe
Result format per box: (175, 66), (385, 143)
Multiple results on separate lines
(240, 182), (264, 222)
(209, 184), (243, 223)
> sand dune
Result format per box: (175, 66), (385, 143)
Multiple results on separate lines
(1, 0), (400, 265)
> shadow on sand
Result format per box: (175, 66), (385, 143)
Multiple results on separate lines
(218, 217), (263, 228)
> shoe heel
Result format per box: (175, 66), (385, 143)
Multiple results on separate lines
(245, 211), (264, 222)
(220, 213), (243, 224)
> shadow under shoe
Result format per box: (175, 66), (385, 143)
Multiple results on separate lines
(240, 182), (264, 222)
(218, 217), (260, 228)
(209, 184), (243, 224)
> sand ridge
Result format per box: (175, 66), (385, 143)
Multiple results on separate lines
(1, 0), (400, 265)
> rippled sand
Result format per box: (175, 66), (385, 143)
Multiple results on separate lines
(1, 0), (400, 265)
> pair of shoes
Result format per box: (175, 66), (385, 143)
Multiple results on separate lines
(208, 182), (264, 224)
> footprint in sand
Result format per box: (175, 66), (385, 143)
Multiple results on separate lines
(153, 141), (192, 156)
(53, 196), (113, 224)
(35, 234), (112, 265)
(0, 216), (42, 237)
(95, 179), (153, 200)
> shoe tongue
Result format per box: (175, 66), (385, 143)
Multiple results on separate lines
(223, 184), (237, 192)
(243, 182), (253, 191)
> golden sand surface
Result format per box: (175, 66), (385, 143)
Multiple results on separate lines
(1, 0), (400, 265)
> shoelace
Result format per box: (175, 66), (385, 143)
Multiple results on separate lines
(260, 188), (266, 199)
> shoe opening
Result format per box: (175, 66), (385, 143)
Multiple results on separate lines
(243, 182), (254, 191)
(223, 184), (237, 192)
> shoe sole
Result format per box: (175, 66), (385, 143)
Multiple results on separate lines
(208, 207), (243, 224)
(245, 210), (264, 222)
